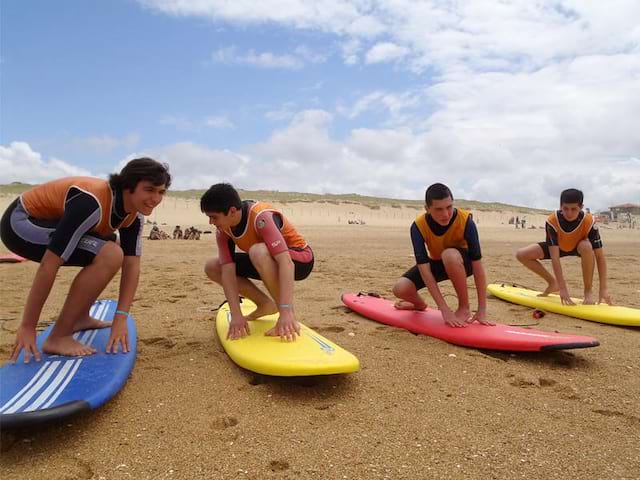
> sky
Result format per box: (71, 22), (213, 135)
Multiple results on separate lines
(1, 0), (639, 211)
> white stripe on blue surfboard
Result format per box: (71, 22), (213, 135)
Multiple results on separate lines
(1, 300), (112, 414)
(3, 362), (62, 414)
(0, 361), (54, 413)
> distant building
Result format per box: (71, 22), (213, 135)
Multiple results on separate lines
(609, 203), (640, 221)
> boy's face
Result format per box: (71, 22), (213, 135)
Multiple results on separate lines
(426, 196), (454, 226)
(128, 181), (167, 216)
(205, 207), (238, 230)
(560, 202), (582, 222)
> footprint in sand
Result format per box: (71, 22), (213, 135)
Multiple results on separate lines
(592, 409), (640, 424)
(141, 336), (177, 349)
(318, 326), (345, 333)
(269, 460), (290, 471)
(212, 416), (239, 430)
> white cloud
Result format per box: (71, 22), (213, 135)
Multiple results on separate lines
(74, 133), (140, 153)
(205, 115), (235, 129)
(160, 114), (234, 131)
(365, 42), (409, 64)
(0, 142), (92, 184)
(211, 45), (326, 69)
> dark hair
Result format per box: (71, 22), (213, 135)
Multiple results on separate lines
(109, 157), (171, 192)
(200, 183), (242, 214)
(560, 188), (584, 205)
(425, 183), (453, 206)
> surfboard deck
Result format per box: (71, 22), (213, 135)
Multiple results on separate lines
(216, 299), (359, 376)
(342, 292), (599, 352)
(0, 300), (137, 429)
(487, 283), (640, 327)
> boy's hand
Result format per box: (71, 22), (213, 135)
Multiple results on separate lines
(106, 319), (130, 353)
(598, 289), (613, 306)
(559, 287), (575, 306)
(468, 309), (495, 326)
(227, 314), (250, 340)
(11, 325), (41, 363)
(442, 309), (467, 327)
(266, 310), (300, 341)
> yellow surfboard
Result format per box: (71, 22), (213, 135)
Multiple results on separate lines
(215, 299), (360, 376)
(487, 283), (640, 326)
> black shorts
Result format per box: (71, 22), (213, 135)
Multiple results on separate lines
(402, 248), (473, 289)
(537, 242), (579, 260)
(233, 248), (314, 281)
(0, 197), (113, 267)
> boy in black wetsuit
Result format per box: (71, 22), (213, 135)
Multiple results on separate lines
(392, 183), (492, 327)
(515, 188), (611, 305)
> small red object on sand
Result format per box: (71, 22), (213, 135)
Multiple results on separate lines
(533, 309), (545, 319)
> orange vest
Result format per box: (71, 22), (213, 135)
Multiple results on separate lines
(224, 202), (306, 253)
(547, 211), (594, 252)
(20, 177), (138, 237)
(414, 208), (470, 260)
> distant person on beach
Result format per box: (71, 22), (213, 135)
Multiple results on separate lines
(201, 183), (314, 341)
(392, 183), (493, 327)
(173, 225), (183, 239)
(0, 158), (171, 362)
(515, 188), (612, 305)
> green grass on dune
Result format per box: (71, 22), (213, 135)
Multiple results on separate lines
(0, 183), (549, 214)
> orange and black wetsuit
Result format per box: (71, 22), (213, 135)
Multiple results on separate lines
(215, 200), (314, 280)
(402, 208), (482, 288)
(538, 210), (602, 258)
(0, 177), (143, 267)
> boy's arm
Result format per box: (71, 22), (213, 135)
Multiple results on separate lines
(418, 263), (465, 327)
(549, 246), (574, 305)
(107, 255), (140, 353)
(594, 248), (612, 305)
(11, 250), (63, 363)
(221, 262), (250, 339)
(270, 250), (299, 341)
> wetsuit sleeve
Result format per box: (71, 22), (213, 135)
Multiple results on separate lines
(255, 211), (289, 257)
(48, 188), (101, 262)
(589, 224), (603, 249)
(216, 230), (235, 265)
(410, 222), (429, 264)
(464, 217), (482, 261)
(119, 214), (144, 256)
(545, 221), (558, 246)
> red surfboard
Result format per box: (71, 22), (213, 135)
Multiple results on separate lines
(0, 253), (27, 263)
(342, 292), (599, 352)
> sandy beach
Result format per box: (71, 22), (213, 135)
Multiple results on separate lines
(1, 196), (639, 479)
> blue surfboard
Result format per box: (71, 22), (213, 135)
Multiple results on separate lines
(0, 299), (136, 429)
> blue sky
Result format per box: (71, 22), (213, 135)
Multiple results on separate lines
(1, 0), (639, 210)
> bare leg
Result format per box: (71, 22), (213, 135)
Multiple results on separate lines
(515, 244), (558, 295)
(204, 256), (277, 320)
(43, 242), (124, 357)
(442, 249), (470, 321)
(246, 244), (283, 320)
(578, 240), (595, 304)
(392, 277), (427, 310)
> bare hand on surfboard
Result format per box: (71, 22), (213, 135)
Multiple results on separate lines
(11, 325), (41, 363)
(599, 289), (613, 306)
(559, 287), (576, 306)
(467, 309), (495, 326)
(265, 310), (300, 341)
(227, 314), (251, 340)
(106, 321), (130, 353)
(442, 309), (467, 327)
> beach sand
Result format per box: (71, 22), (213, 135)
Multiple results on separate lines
(1, 197), (639, 479)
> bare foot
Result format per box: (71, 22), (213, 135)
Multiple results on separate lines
(73, 315), (112, 332)
(538, 282), (559, 297)
(583, 291), (596, 305)
(246, 301), (278, 321)
(393, 300), (427, 311)
(455, 308), (471, 322)
(43, 336), (97, 357)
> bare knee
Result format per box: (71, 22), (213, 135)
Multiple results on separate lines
(441, 248), (463, 266)
(577, 240), (593, 255)
(248, 243), (270, 267)
(204, 257), (222, 281)
(95, 242), (123, 269)
(393, 277), (415, 298)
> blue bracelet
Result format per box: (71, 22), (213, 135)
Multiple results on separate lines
(115, 310), (129, 317)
